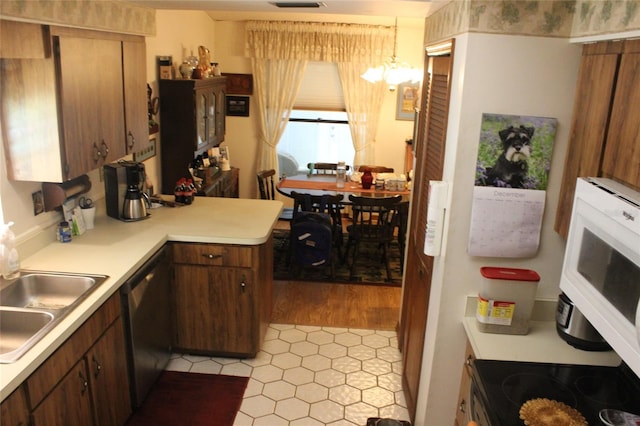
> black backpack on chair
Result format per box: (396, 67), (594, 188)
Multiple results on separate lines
(290, 195), (333, 267)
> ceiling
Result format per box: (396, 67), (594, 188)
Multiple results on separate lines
(130, 0), (449, 21)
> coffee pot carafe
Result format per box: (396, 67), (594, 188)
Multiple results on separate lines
(123, 184), (149, 220)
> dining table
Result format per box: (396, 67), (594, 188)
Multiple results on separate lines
(276, 173), (412, 203)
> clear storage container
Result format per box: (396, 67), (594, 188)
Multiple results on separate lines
(476, 267), (540, 335)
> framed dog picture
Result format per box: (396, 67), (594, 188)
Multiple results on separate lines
(474, 113), (557, 191)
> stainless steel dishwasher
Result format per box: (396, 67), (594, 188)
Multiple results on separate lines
(120, 245), (172, 407)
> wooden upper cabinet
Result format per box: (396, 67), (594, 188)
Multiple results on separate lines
(1, 20), (147, 182)
(122, 39), (149, 154)
(555, 39), (640, 238)
(55, 34), (126, 178)
(602, 44), (640, 186)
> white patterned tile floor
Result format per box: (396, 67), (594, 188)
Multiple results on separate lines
(166, 323), (410, 425)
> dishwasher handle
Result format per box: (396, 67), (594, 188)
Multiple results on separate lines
(120, 246), (168, 294)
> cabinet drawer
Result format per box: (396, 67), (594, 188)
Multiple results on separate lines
(27, 294), (121, 408)
(172, 243), (253, 268)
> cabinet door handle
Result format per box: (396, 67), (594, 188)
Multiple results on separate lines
(203, 254), (223, 260)
(92, 355), (102, 378)
(78, 370), (89, 396)
(127, 130), (135, 150)
(459, 398), (466, 413)
(241, 281), (246, 293)
(93, 141), (102, 162)
(100, 140), (110, 158)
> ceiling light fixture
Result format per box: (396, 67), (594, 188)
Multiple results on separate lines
(271, 2), (326, 8)
(361, 17), (422, 91)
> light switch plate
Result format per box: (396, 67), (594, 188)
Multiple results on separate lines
(133, 138), (157, 163)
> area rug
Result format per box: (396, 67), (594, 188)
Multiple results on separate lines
(126, 371), (249, 426)
(273, 229), (402, 286)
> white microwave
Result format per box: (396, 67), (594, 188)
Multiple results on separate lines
(560, 177), (640, 376)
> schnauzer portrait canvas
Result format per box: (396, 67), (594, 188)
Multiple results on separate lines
(475, 113), (557, 190)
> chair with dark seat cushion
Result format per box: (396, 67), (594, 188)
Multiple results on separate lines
(288, 191), (343, 278)
(290, 191), (344, 257)
(257, 169), (294, 221)
(307, 162), (351, 175)
(344, 194), (402, 282)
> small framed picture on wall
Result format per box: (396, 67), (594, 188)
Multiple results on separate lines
(226, 96), (250, 117)
(396, 82), (420, 121)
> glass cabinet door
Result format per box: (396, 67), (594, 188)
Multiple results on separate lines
(197, 91), (207, 147)
(207, 90), (216, 143)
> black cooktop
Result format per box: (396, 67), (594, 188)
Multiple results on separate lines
(472, 360), (640, 425)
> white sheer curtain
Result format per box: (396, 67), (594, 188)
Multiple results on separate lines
(252, 58), (307, 173)
(245, 21), (393, 173)
(337, 63), (386, 167)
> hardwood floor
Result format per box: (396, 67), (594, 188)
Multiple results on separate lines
(271, 279), (401, 330)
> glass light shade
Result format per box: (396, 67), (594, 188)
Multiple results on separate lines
(361, 56), (422, 90)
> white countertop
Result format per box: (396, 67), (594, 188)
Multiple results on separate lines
(0, 196), (282, 401)
(463, 315), (621, 366)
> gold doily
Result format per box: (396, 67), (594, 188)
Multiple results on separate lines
(519, 398), (587, 426)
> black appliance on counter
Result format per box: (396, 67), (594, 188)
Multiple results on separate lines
(104, 160), (150, 221)
(470, 359), (640, 425)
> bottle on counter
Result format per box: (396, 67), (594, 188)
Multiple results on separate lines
(174, 178), (186, 204)
(0, 221), (20, 279)
(336, 161), (346, 189)
(58, 221), (72, 243)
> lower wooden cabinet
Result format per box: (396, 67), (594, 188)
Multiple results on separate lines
(454, 340), (475, 426)
(171, 240), (273, 357)
(0, 385), (30, 426)
(26, 294), (131, 426)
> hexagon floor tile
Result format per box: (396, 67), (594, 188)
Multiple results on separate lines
(165, 324), (411, 425)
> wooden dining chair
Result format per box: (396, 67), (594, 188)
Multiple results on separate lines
(307, 162), (350, 175)
(256, 169), (294, 221)
(357, 165), (394, 174)
(344, 194), (402, 282)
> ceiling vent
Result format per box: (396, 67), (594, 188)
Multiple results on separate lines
(270, 2), (326, 8)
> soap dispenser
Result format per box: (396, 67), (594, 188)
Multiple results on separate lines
(0, 221), (20, 279)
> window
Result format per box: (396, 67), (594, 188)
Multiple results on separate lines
(276, 62), (354, 175)
(277, 110), (355, 175)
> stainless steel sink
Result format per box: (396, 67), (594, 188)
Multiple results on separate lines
(0, 272), (105, 310)
(0, 308), (55, 363)
(0, 271), (108, 363)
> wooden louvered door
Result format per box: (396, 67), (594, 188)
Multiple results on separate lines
(400, 42), (454, 422)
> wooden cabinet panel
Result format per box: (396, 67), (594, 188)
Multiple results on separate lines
(172, 243), (253, 267)
(122, 39), (149, 154)
(1, 21), (146, 182)
(86, 318), (131, 426)
(0, 385), (29, 426)
(27, 294), (120, 407)
(454, 341), (475, 426)
(55, 34), (126, 178)
(172, 241), (272, 357)
(31, 361), (93, 426)
(173, 265), (255, 355)
(27, 294), (129, 426)
(554, 46), (619, 237)
(555, 39), (640, 237)
(602, 50), (640, 187)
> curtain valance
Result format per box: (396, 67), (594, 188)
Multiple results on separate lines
(245, 20), (394, 63)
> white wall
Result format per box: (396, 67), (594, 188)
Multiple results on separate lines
(414, 33), (582, 425)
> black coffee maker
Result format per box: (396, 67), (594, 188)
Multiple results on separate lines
(104, 161), (150, 221)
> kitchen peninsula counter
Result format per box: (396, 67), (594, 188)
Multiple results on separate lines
(0, 197), (283, 401)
